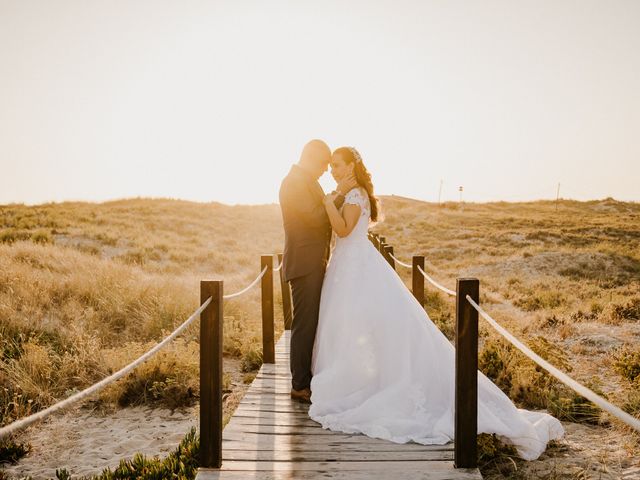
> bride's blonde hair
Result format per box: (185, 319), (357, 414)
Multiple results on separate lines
(333, 147), (379, 222)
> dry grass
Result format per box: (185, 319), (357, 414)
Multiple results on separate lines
(0, 199), (285, 431)
(1, 195), (639, 477)
(375, 195), (640, 478)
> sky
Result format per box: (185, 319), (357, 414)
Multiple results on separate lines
(1, 0), (639, 205)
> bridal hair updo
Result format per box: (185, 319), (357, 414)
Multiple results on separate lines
(333, 147), (379, 222)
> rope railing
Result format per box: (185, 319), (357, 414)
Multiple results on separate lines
(273, 260), (283, 272)
(465, 295), (640, 433)
(416, 265), (456, 296)
(383, 249), (456, 296)
(223, 265), (268, 300)
(0, 263), (272, 441)
(0, 297), (212, 440)
(388, 253), (412, 269)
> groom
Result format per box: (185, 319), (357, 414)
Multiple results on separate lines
(279, 140), (356, 404)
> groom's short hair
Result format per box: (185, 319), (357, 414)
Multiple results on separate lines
(300, 139), (331, 166)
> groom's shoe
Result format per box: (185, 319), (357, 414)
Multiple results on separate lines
(290, 387), (312, 404)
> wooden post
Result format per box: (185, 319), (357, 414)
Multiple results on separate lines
(383, 245), (395, 270)
(454, 278), (479, 469)
(378, 236), (386, 253)
(412, 255), (425, 307)
(261, 255), (275, 364)
(277, 253), (293, 330)
(200, 280), (223, 469)
(373, 234), (380, 250)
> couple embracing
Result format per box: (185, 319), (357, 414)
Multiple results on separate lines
(278, 140), (564, 461)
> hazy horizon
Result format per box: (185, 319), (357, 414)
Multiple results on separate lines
(2, 1), (639, 205)
(2, 191), (637, 209)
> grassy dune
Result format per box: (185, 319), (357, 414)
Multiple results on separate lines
(1, 196), (639, 478)
(376, 196), (640, 477)
(0, 199), (285, 428)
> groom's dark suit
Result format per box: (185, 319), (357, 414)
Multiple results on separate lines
(279, 165), (342, 391)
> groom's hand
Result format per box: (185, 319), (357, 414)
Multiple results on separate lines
(323, 192), (339, 206)
(336, 174), (358, 196)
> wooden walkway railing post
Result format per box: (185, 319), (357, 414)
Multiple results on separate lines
(200, 280), (224, 469)
(384, 244), (395, 270)
(277, 253), (293, 330)
(373, 233), (381, 250)
(379, 236), (386, 253)
(261, 255), (275, 364)
(454, 278), (479, 469)
(412, 255), (425, 307)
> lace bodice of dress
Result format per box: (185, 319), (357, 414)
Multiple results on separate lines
(339, 187), (370, 242)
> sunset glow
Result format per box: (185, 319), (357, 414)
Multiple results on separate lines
(1, 1), (639, 205)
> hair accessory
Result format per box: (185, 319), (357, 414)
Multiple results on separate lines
(348, 147), (363, 164)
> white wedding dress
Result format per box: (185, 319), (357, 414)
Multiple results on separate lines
(309, 188), (564, 461)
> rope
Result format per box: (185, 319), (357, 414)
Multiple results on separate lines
(273, 260), (283, 272)
(0, 297), (213, 440)
(465, 295), (640, 433)
(363, 236), (638, 432)
(388, 253), (412, 269)
(417, 265), (456, 296)
(0, 263), (271, 439)
(223, 265), (268, 300)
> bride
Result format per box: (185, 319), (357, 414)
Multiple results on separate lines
(309, 146), (564, 461)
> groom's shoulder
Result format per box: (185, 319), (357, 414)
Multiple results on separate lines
(281, 166), (305, 188)
(280, 167), (302, 199)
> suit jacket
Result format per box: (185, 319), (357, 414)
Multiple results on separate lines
(279, 165), (337, 282)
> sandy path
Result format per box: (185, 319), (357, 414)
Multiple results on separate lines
(2, 404), (200, 479)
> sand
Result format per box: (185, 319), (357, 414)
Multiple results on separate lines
(2, 404), (199, 479)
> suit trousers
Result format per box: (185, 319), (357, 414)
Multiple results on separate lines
(289, 267), (325, 391)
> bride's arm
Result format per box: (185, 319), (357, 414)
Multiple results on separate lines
(323, 194), (361, 238)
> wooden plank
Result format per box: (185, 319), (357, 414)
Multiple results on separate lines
(221, 432), (450, 447)
(221, 440), (449, 453)
(233, 397), (310, 407)
(231, 410), (315, 419)
(248, 379), (294, 385)
(227, 416), (322, 428)
(198, 471), (481, 480)
(198, 461), (482, 478)
(219, 449), (454, 462)
(198, 473), (479, 480)
(232, 406), (312, 415)
(223, 424), (339, 436)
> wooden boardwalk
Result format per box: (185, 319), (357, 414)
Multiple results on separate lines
(197, 331), (482, 480)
